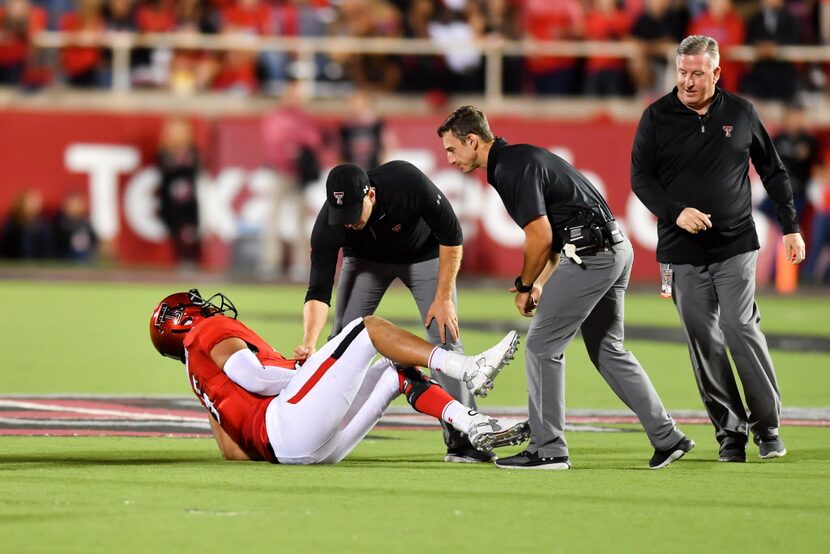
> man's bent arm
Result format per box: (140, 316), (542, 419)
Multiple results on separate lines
(749, 107), (800, 235)
(536, 254), (560, 288)
(296, 299), (329, 359)
(519, 216), (553, 285)
(425, 244), (463, 343)
(512, 216), (553, 317)
(631, 109), (687, 223)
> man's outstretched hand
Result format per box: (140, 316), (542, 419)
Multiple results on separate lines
(293, 344), (316, 360)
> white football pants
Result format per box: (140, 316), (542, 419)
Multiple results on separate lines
(265, 318), (400, 464)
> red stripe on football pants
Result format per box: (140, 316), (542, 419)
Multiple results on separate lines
(287, 356), (336, 404)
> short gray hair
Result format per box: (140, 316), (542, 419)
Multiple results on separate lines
(677, 35), (720, 67)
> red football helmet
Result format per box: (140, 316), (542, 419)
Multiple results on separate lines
(149, 289), (238, 361)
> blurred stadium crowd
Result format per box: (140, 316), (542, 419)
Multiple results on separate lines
(0, 0), (826, 100)
(2, 0), (830, 286)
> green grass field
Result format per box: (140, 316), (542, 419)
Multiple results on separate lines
(1, 279), (829, 553)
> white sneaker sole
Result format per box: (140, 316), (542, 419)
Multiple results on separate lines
(475, 331), (520, 397)
(759, 448), (787, 459)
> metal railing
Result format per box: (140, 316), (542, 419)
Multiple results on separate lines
(31, 32), (830, 103)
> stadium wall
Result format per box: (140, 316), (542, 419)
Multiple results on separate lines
(0, 109), (780, 282)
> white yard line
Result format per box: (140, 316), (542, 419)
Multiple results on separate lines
(0, 417), (210, 428)
(0, 399), (207, 423)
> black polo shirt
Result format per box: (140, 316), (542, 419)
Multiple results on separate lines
(486, 138), (615, 251)
(305, 160), (463, 305)
(631, 87), (798, 265)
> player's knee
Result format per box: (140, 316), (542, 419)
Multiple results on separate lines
(397, 366), (440, 408)
(362, 315), (389, 335)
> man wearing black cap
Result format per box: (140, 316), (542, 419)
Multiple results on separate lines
(296, 161), (491, 463)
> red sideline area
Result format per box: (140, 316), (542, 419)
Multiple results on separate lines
(0, 110), (791, 282)
(1, 396), (827, 438)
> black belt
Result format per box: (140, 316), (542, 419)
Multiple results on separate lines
(574, 245), (606, 257)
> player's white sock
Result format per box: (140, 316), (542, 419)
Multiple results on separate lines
(441, 400), (479, 434)
(427, 347), (472, 381)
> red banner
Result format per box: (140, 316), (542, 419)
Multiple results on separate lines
(0, 109), (783, 282)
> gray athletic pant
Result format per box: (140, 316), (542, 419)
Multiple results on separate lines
(671, 250), (781, 450)
(526, 239), (682, 458)
(329, 256), (475, 411)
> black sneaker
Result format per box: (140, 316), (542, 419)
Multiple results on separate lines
(443, 422), (496, 463)
(494, 450), (571, 470)
(757, 436), (787, 459)
(718, 446), (747, 463)
(649, 436), (695, 469)
(445, 445), (497, 463)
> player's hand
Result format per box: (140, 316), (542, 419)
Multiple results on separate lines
(293, 344), (316, 360)
(425, 298), (459, 344)
(783, 232), (806, 264)
(676, 207), (712, 235)
(515, 291), (537, 317)
(509, 283), (541, 315)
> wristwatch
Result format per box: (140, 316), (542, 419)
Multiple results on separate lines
(514, 276), (533, 293)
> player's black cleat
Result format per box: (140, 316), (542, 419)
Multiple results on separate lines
(445, 445), (497, 463)
(443, 423), (496, 463)
(494, 450), (571, 470)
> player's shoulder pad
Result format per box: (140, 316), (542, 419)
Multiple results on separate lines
(186, 315), (240, 349)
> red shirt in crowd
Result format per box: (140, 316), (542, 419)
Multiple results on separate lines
(221, 1), (272, 36)
(584, 7), (631, 72)
(523, 0), (584, 74)
(0, 3), (47, 66)
(136, 2), (176, 33)
(688, 8), (745, 92)
(58, 12), (105, 77)
(211, 56), (258, 92)
(213, 1), (274, 93)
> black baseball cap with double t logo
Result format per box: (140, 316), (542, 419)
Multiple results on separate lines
(326, 163), (370, 225)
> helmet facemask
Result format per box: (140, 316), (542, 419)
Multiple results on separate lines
(198, 290), (238, 320)
(150, 289), (238, 361)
